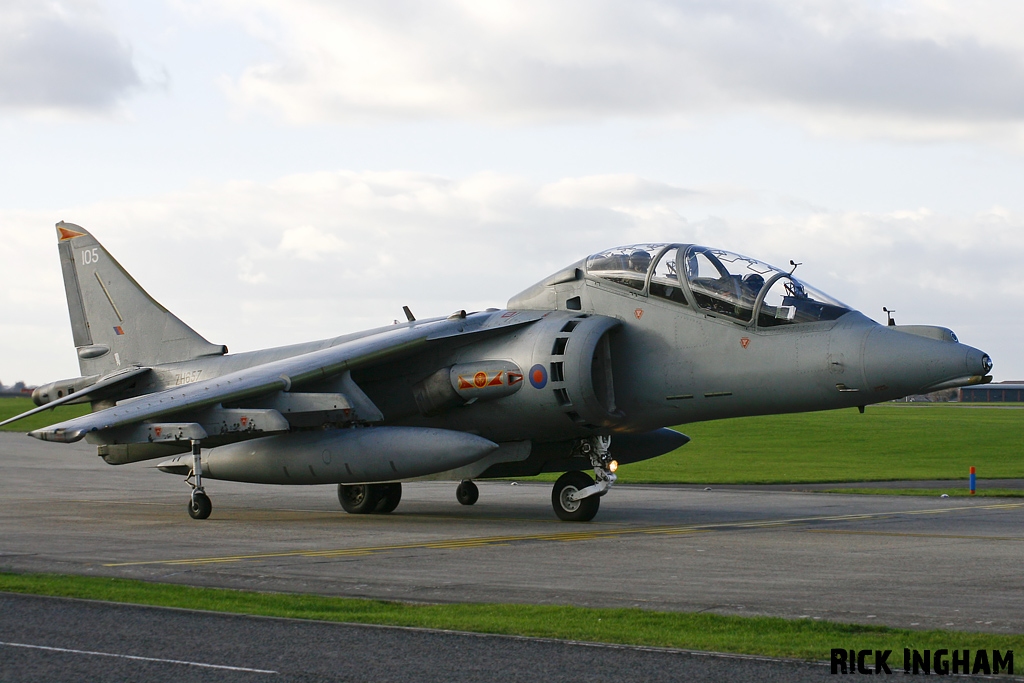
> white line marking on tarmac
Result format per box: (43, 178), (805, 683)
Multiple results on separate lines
(0, 641), (278, 674)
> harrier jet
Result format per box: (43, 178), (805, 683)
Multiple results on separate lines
(3, 223), (993, 521)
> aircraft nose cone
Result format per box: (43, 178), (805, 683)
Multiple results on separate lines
(860, 326), (992, 397)
(957, 344), (994, 379)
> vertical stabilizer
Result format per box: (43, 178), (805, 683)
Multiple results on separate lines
(55, 222), (227, 376)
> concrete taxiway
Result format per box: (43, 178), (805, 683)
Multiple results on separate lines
(1, 433), (1022, 634)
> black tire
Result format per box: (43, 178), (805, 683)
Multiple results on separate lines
(188, 491), (212, 520)
(551, 471), (600, 522)
(374, 483), (403, 514)
(456, 480), (479, 506)
(338, 483), (382, 514)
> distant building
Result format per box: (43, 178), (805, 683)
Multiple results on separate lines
(960, 382), (1024, 403)
(0, 381), (34, 398)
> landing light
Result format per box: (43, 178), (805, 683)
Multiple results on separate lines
(608, 460), (618, 473)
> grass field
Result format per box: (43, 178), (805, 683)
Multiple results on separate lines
(1, 573), (1020, 667)
(0, 397), (88, 432)
(3, 398), (1021, 484)
(616, 405), (1024, 485)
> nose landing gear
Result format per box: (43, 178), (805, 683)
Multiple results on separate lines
(551, 436), (617, 522)
(456, 479), (479, 506)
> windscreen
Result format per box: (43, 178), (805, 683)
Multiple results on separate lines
(586, 243), (852, 326)
(682, 248), (773, 322)
(586, 244), (666, 291)
(682, 246), (850, 325)
(757, 275), (851, 326)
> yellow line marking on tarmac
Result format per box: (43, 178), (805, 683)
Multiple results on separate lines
(103, 501), (1024, 567)
(104, 528), (646, 566)
(1, 498), (556, 525)
(805, 530), (1024, 541)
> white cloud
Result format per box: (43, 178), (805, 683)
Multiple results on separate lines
(206, 0), (1024, 140)
(538, 175), (697, 207)
(1, 171), (1019, 383)
(0, 0), (145, 114)
(279, 224), (347, 261)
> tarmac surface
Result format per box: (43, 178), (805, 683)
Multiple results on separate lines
(1, 593), (846, 682)
(1, 432), (1023, 680)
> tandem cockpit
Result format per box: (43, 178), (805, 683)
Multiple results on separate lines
(584, 244), (852, 326)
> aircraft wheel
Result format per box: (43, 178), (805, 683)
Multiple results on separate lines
(374, 483), (403, 514)
(551, 471), (600, 522)
(188, 491), (212, 520)
(456, 480), (479, 506)
(338, 483), (382, 514)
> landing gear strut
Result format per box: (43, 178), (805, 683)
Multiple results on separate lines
(186, 439), (212, 520)
(551, 436), (617, 522)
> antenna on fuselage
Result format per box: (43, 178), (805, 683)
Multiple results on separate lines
(788, 260), (802, 275)
(883, 307), (896, 326)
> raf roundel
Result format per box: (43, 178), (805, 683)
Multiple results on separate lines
(528, 364), (548, 389)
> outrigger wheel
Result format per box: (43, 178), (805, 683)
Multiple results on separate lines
(188, 491), (212, 520)
(186, 439), (212, 520)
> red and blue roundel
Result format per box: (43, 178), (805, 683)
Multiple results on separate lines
(528, 364), (547, 389)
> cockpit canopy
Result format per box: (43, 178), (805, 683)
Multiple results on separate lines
(586, 244), (850, 326)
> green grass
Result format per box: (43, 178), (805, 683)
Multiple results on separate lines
(822, 488), (1024, 497)
(5, 398), (1022, 486)
(0, 397), (89, 432)
(1, 572), (1020, 666)
(616, 405), (1024, 485)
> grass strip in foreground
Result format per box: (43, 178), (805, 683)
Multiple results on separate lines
(1, 572), (1021, 667)
(820, 488), (1024, 497)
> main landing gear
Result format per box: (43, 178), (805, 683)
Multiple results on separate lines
(186, 439), (212, 520)
(338, 482), (403, 514)
(456, 479), (479, 506)
(551, 436), (617, 522)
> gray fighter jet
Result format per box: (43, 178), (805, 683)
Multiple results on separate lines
(2, 223), (993, 521)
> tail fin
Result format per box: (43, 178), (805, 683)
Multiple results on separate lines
(55, 222), (227, 375)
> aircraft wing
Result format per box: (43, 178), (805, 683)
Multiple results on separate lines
(30, 311), (544, 443)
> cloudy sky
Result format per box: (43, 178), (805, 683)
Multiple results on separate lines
(2, 0), (1023, 385)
